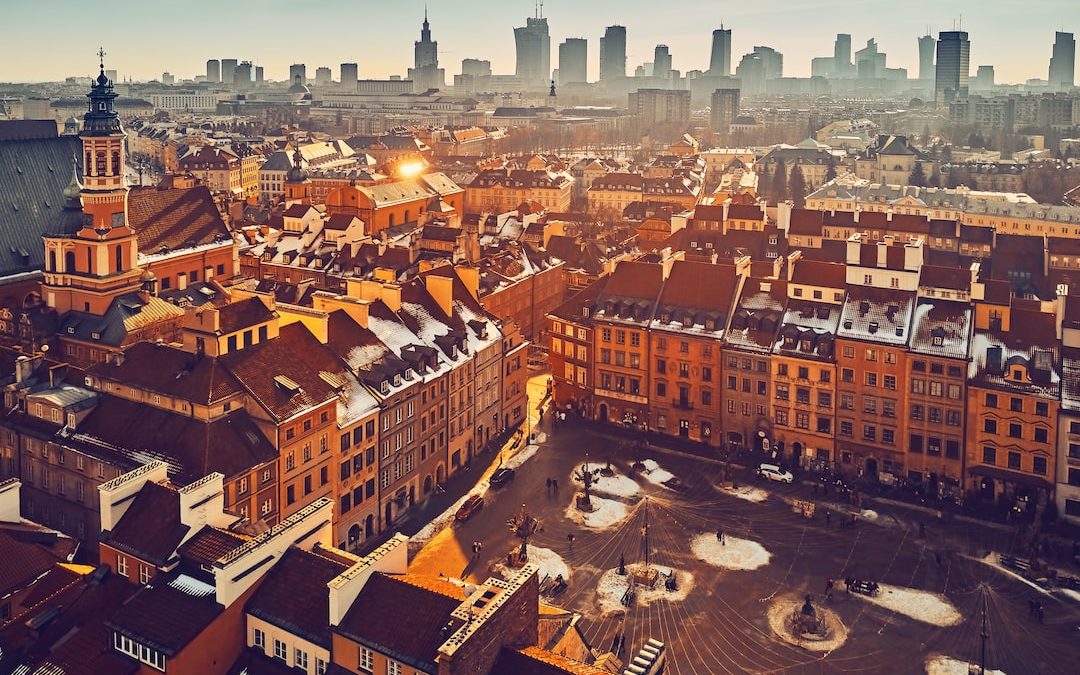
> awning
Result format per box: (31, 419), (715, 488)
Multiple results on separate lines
(970, 464), (1052, 489)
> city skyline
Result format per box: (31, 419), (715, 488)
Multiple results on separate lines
(2, 0), (1073, 84)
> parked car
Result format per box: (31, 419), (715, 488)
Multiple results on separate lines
(490, 467), (516, 487)
(455, 495), (484, 522)
(757, 463), (794, 484)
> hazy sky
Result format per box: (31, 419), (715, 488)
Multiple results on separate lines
(2, 0), (1073, 84)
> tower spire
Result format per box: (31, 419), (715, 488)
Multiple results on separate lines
(97, 46), (106, 75)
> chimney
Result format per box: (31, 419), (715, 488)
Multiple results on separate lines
(178, 473), (230, 533)
(48, 363), (67, 389)
(328, 534), (409, 626)
(14, 355), (35, 385)
(425, 273), (455, 318)
(312, 292), (370, 329)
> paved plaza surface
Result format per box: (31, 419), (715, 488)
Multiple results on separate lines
(407, 378), (1080, 674)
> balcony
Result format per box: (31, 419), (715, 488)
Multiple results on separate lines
(673, 398), (694, 410)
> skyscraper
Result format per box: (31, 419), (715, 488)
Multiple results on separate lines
(710, 88), (740, 133)
(833, 34), (852, 78)
(206, 59), (220, 84)
(315, 67), (332, 87)
(515, 8), (551, 86)
(935, 31), (970, 108)
(341, 63), (358, 89)
(653, 45), (673, 80)
(752, 46), (783, 80)
(918, 34), (936, 83)
(558, 38), (588, 85)
(220, 59), (238, 85)
(408, 10), (445, 91)
(1049, 31), (1076, 91)
(234, 61), (253, 89)
(289, 64), (307, 85)
(600, 25), (627, 81)
(709, 26), (732, 77)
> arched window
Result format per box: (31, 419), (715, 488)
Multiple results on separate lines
(404, 209), (411, 223)
(86, 248), (93, 274)
(48, 251), (56, 272)
(115, 245), (123, 272)
(388, 213), (395, 227)
(111, 151), (121, 176)
(95, 151), (106, 176)
(65, 251), (76, 273)
(85, 151), (92, 174)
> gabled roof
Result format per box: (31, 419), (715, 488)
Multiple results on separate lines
(58, 293), (185, 347)
(490, 646), (612, 675)
(0, 529), (64, 597)
(245, 547), (351, 649)
(790, 259), (846, 289)
(89, 341), (243, 405)
(334, 573), (465, 673)
(100, 481), (186, 566)
(107, 577), (223, 656)
(127, 186), (231, 257)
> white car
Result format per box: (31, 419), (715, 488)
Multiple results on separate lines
(757, 463), (794, 484)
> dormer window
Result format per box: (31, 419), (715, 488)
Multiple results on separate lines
(380, 381), (390, 394)
(1012, 368), (1024, 381)
(394, 374), (402, 386)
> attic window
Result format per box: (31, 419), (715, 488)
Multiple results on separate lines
(394, 374), (402, 386)
(1011, 367), (1024, 381)
(91, 331), (101, 340)
(932, 335), (944, 347)
(273, 375), (302, 394)
(380, 381), (390, 394)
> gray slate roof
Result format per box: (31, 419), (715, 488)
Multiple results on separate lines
(0, 133), (83, 279)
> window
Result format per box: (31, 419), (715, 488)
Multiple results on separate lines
(840, 393), (854, 410)
(1035, 428), (1048, 443)
(841, 368), (854, 383)
(1008, 423), (1022, 439)
(882, 429), (895, 445)
(984, 419), (997, 434)
(253, 628), (265, 648)
(776, 384), (789, 400)
(359, 647), (374, 673)
(774, 408), (788, 426)
(866, 372), (880, 387)
(883, 375), (896, 390)
(274, 639), (287, 661)
(117, 555), (128, 576)
(387, 660), (403, 675)
(139, 564), (151, 585)
(317, 658), (328, 675)
(1033, 457), (1048, 475)
(1035, 401), (1048, 417)
(798, 366), (809, 380)
(1009, 397), (1023, 412)
(946, 440), (960, 459)
(842, 346), (855, 358)
(631, 333), (641, 347)
(1007, 452), (1021, 470)
(795, 412), (810, 429)
(295, 649), (309, 670)
(984, 393), (998, 408)
(982, 446), (997, 464)
(840, 421), (853, 437)
(910, 434), (924, 453)
(863, 425), (876, 441)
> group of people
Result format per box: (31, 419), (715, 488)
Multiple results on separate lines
(1028, 598), (1046, 622)
(470, 541), (483, 560)
(545, 477), (560, 495)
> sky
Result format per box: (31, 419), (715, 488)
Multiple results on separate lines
(1, 0), (1073, 84)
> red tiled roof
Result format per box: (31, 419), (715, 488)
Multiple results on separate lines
(106, 581), (223, 655)
(920, 265), (970, 290)
(791, 259), (846, 289)
(177, 527), (248, 569)
(490, 646), (612, 675)
(335, 573), (465, 673)
(127, 186), (230, 255)
(603, 261), (664, 301)
(788, 209), (823, 235)
(90, 342), (243, 405)
(0, 530), (63, 596)
(727, 203), (764, 221)
(217, 297), (276, 334)
(100, 481), (186, 566)
(245, 547), (351, 648)
(656, 260), (740, 314)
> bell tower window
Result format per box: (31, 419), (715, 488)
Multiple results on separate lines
(95, 151), (106, 176)
(112, 151), (121, 176)
(65, 251), (76, 273)
(48, 251), (56, 272)
(115, 245), (123, 272)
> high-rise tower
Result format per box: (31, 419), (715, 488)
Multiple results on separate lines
(709, 26), (732, 77)
(600, 25), (627, 81)
(918, 33), (936, 83)
(833, 34), (852, 78)
(515, 4), (551, 86)
(409, 8), (445, 90)
(558, 38), (588, 85)
(1049, 31), (1076, 91)
(935, 31), (970, 108)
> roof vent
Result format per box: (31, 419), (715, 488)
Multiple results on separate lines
(273, 375), (302, 394)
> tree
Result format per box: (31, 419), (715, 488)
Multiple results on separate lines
(789, 164), (807, 207)
(824, 155), (838, 182)
(772, 157), (788, 203)
(909, 162), (927, 187)
(929, 168), (942, 188)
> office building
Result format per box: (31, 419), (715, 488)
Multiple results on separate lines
(936, 31), (970, 108)
(233, 61), (252, 89)
(600, 25), (627, 81)
(205, 59), (220, 84)
(558, 38), (588, 85)
(255, 66), (264, 86)
(919, 34), (936, 83)
(855, 39), (885, 79)
(462, 59), (492, 77)
(341, 63), (358, 89)
(289, 63), (307, 85)
(710, 88), (740, 133)
(710, 26), (732, 77)
(653, 45), (673, 80)
(408, 9), (445, 91)
(736, 53), (767, 96)
(315, 67), (332, 87)
(220, 58), (237, 85)
(972, 65), (995, 91)
(514, 12), (551, 85)
(629, 88), (691, 126)
(834, 33), (852, 78)
(1049, 31), (1076, 91)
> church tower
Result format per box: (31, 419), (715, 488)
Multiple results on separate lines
(42, 49), (142, 315)
(283, 145), (311, 205)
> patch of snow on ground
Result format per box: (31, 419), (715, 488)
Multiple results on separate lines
(595, 565), (694, 614)
(690, 534), (771, 570)
(861, 509), (879, 520)
(926, 655), (1005, 675)
(533, 432), (547, 444)
(854, 583), (963, 627)
(503, 444), (540, 470)
(639, 459), (676, 487)
(718, 485), (769, 503)
(573, 463), (641, 499)
(493, 545), (569, 583)
(564, 495), (631, 529)
(971, 552), (1051, 595)
(1059, 588), (1080, 603)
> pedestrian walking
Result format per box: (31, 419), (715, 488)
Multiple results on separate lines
(716, 528), (725, 544)
(825, 511), (832, 526)
(825, 577), (834, 600)
(553, 478), (559, 494)
(546, 477), (552, 494)
(567, 533), (575, 552)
